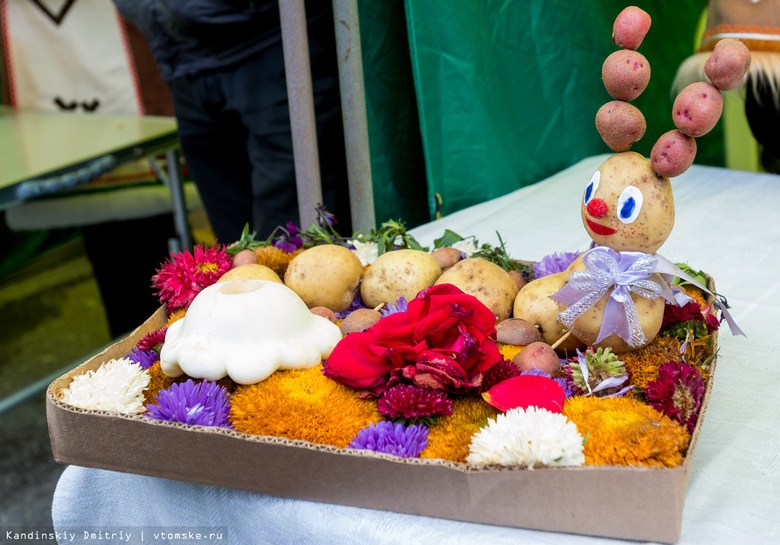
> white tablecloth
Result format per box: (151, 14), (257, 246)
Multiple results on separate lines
(52, 155), (780, 544)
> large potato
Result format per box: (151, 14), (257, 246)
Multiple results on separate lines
(560, 256), (665, 353)
(361, 249), (441, 308)
(513, 272), (585, 357)
(582, 152), (674, 254)
(218, 263), (281, 283)
(284, 245), (364, 312)
(435, 258), (519, 323)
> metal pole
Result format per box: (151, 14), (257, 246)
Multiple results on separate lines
(332, 0), (375, 231)
(279, 0), (322, 229)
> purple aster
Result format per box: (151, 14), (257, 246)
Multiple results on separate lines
(146, 380), (232, 428)
(532, 251), (582, 278)
(349, 421), (429, 458)
(521, 368), (551, 378)
(124, 347), (159, 370)
(378, 384), (452, 421)
(380, 296), (408, 317)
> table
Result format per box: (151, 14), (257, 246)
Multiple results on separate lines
(51, 155), (780, 544)
(0, 107), (190, 249)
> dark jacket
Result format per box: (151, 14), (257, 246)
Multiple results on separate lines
(113, 0), (330, 82)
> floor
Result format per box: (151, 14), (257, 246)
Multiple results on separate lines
(0, 237), (111, 530)
(0, 208), (213, 533)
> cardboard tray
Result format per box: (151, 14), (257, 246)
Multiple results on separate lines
(47, 306), (718, 544)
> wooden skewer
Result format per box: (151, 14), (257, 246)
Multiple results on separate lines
(550, 330), (572, 350)
(373, 303), (385, 312)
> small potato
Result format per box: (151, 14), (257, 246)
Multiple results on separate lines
(705, 38), (751, 91)
(602, 50), (651, 102)
(361, 249), (442, 309)
(232, 249), (258, 268)
(435, 258), (519, 322)
(495, 318), (542, 346)
(431, 247), (462, 270)
(513, 272), (585, 357)
(285, 245), (364, 312)
(508, 270), (528, 291)
(218, 263), (281, 283)
(673, 82), (723, 137)
(596, 100), (646, 152)
(340, 308), (382, 335)
(650, 129), (697, 178)
(612, 6), (651, 50)
(512, 341), (561, 376)
(310, 306), (337, 323)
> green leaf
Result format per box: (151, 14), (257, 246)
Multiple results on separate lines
(433, 229), (464, 249)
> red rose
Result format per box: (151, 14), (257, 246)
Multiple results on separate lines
(322, 284), (502, 396)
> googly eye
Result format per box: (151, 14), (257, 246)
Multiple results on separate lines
(583, 171), (601, 205)
(617, 186), (643, 224)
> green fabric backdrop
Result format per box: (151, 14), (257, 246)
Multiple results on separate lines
(402, 0), (720, 218)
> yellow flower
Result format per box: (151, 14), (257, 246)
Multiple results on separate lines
(623, 335), (711, 389)
(165, 308), (187, 328)
(421, 397), (499, 463)
(563, 396), (689, 468)
(497, 342), (524, 362)
(254, 246), (302, 277)
(230, 365), (382, 448)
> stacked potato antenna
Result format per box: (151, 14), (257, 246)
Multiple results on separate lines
(596, 7), (751, 178)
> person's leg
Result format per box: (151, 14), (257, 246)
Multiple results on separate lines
(169, 74), (255, 243)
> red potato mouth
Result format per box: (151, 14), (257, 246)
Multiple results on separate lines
(586, 218), (617, 236)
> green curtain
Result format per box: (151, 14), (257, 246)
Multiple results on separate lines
(404, 0), (720, 218)
(358, 0), (430, 228)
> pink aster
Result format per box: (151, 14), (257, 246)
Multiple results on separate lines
(378, 384), (453, 423)
(138, 327), (167, 352)
(151, 244), (232, 312)
(480, 360), (522, 393)
(644, 361), (706, 434)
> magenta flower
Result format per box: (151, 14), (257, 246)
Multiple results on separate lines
(151, 245), (232, 312)
(137, 327), (167, 352)
(348, 421), (429, 458)
(480, 360), (522, 393)
(644, 361), (705, 433)
(378, 384), (452, 422)
(146, 380), (232, 428)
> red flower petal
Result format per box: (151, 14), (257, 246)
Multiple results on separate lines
(482, 375), (566, 413)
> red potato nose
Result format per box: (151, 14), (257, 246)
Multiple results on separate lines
(587, 198), (609, 218)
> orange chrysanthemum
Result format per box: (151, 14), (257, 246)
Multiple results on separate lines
(254, 246), (302, 277)
(421, 397), (499, 463)
(165, 308), (187, 328)
(563, 396), (690, 468)
(623, 335), (712, 389)
(143, 361), (180, 405)
(229, 365), (382, 448)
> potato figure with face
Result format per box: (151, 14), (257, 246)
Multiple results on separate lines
(582, 152), (674, 254)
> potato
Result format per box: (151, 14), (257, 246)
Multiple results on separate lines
(507, 270), (528, 291)
(310, 306), (337, 323)
(218, 263), (281, 283)
(595, 100), (646, 152)
(340, 308), (382, 335)
(435, 258), (519, 323)
(705, 38), (751, 91)
(612, 6), (651, 50)
(560, 255), (665, 353)
(431, 247), (462, 270)
(512, 341), (561, 376)
(513, 272), (585, 357)
(582, 152), (674, 254)
(495, 318), (542, 345)
(231, 249), (258, 268)
(361, 249), (441, 308)
(284, 244), (364, 312)
(602, 50), (650, 102)
(672, 82), (723, 137)
(650, 130), (697, 178)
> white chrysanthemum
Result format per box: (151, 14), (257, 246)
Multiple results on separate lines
(451, 239), (478, 256)
(349, 239), (379, 266)
(60, 358), (150, 415)
(466, 406), (585, 468)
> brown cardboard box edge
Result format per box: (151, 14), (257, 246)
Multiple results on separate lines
(47, 304), (719, 544)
